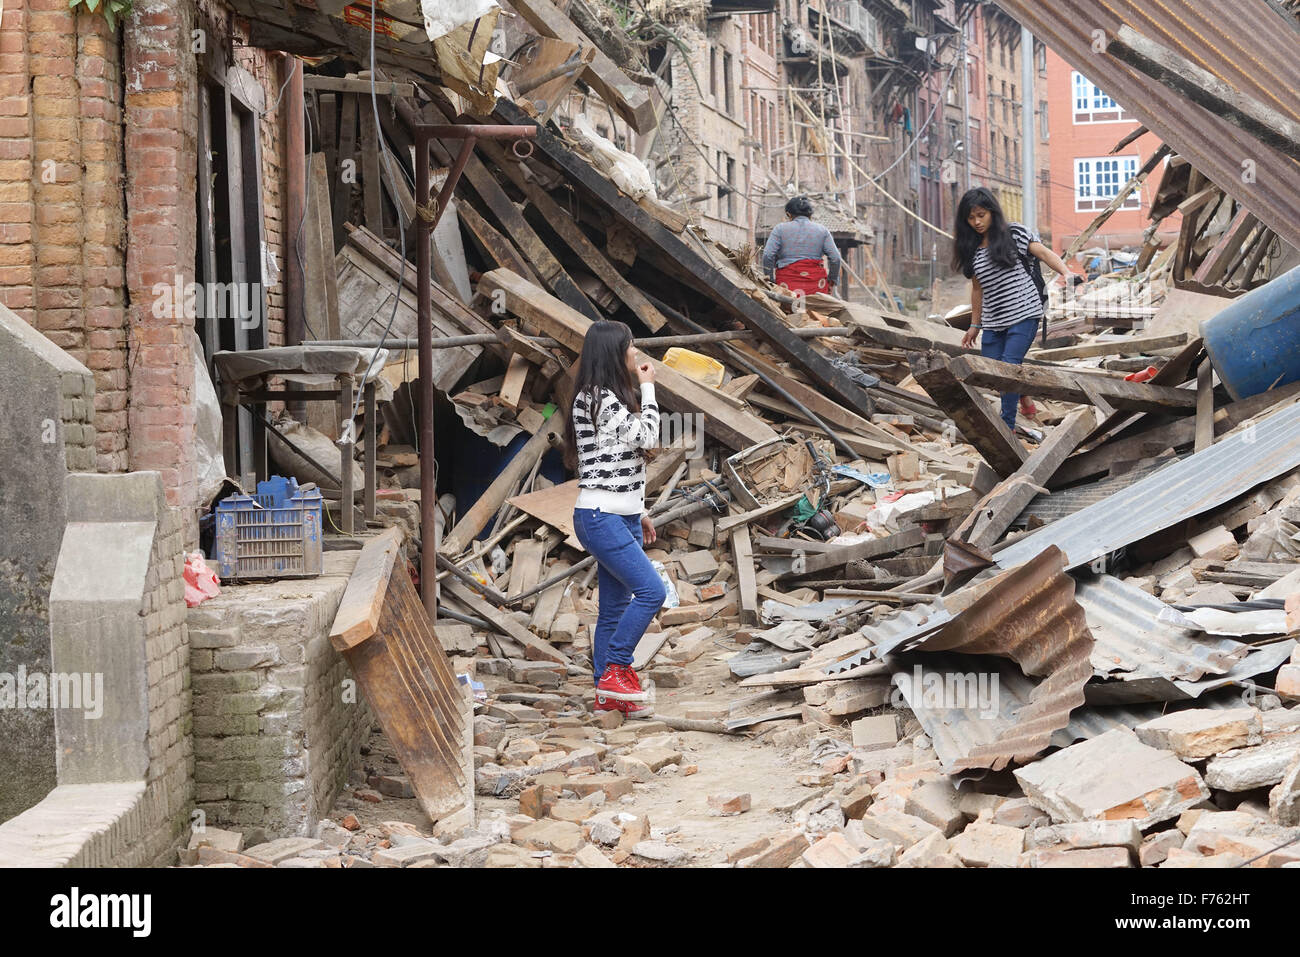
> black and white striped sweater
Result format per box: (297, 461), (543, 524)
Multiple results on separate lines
(572, 384), (660, 515)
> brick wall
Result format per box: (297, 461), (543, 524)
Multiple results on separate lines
(0, 0), (290, 533)
(186, 552), (371, 839)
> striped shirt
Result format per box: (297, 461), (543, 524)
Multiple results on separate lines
(973, 223), (1043, 330)
(762, 216), (842, 285)
(572, 383), (660, 515)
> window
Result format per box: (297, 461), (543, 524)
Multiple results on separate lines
(709, 46), (718, 100)
(1074, 155), (1140, 211)
(723, 52), (734, 115)
(1001, 81), (1008, 122)
(1040, 100), (1049, 139)
(724, 154), (736, 220)
(969, 118), (982, 165)
(1072, 71), (1130, 123)
(1003, 133), (1011, 176)
(1037, 43), (1047, 75)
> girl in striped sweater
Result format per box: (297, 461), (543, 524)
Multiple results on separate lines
(563, 320), (666, 718)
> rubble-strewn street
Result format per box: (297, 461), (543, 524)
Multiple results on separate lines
(3, 0), (1300, 910)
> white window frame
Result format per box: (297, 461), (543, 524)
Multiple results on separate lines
(1071, 71), (1130, 123)
(1074, 155), (1141, 212)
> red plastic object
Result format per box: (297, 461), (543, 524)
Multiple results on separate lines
(184, 552), (221, 607)
(1124, 365), (1159, 383)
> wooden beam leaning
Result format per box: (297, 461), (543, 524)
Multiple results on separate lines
(479, 268), (777, 451)
(951, 354), (1196, 414)
(508, 0), (656, 133)
(491, 98), (877, 422)
(909, 350), (1028, 477)
(954, 408), (1096, 552)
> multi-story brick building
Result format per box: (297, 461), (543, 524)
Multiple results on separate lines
(1043, 46), (1179, 258)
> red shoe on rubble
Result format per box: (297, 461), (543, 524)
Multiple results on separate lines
(596, 663), (649, 702)
(594, 694), (656, 719)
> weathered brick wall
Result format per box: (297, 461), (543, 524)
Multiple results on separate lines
(0, 0), (129, 473)
(186, 552), (371, 839)
(1, 0), (290, 530)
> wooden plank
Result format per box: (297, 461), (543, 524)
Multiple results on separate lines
(508, 0), (656, 133)
(358, 103), (382, 235)
(478, 140), (668, 331)
(731, 524), (758, 625)
(304, 75), (416, 96)
(952, 354), (1196, 413)
(957, 408), (1097, 551)
(457, 201), (544, 287)
(909, 350), (1028, 477)
(716, 492), (806, 534)
(1195, 358), (1215, 453)
(442, 414), (565, 554)
(1029, 332), (1188, 362)
(529, 559), (570, 636)
(778, 526), (925, 579)
(1075, 375), (1117, 418)
(349, 565), (470, 820)
(507, 538), (546, 609)
(444, 579), (569, 665)
(491, 98), (877, 422)
(332, 94), (357, 248)
(499, 353), (532, 411)
(329, 527), (402, 650)
(479, 268), (778, 451)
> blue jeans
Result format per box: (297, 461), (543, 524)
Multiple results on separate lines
(980, 316), (1038, 431)
(573, 508), (667, 683)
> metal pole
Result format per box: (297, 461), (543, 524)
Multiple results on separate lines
(1021, 25), (1037, 234)
(416, 128), (437, 619)
(960, 19), (971, 192)
(284, 57), (306, 420)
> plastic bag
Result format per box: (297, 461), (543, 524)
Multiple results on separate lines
(651, 560), (680, 609)
(572, 114), (656, 202)
(184, 552), (221, 607)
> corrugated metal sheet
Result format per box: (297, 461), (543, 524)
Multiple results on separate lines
(996, 401), (1300, 572)
(993, 0), (1300, 251)
(1074, 574), (1251, 686)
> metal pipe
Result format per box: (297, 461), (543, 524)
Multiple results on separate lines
(303, 327), (859, 350)
(284, 57), (306, 418)
(416, 129), (437, 619)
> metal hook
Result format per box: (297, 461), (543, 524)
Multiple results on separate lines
(511, 138), (534, 160)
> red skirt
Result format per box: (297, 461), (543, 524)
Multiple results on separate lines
(775, 258), (828, 296)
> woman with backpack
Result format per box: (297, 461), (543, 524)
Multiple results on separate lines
(563, 320), (666, 719)
(952, 187), (1071, 433)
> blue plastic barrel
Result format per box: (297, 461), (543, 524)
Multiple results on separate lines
(1201, 265), (1300, 401)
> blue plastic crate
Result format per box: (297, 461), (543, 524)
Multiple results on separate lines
(214, 477), (323, 579)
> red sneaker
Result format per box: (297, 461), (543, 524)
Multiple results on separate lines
(596, 664), (648, 702)
(595, 694), (656, 719)
(594, 694), (623, 714)
(1019, 396), (1037, 417)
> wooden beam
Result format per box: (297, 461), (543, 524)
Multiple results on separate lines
(443, 579), (569, 665)
(909, 350), (1028, 477)
(359, 104), (382, 234)
(779, 526), (925, 579)
(1029, 332), (1187, 362)
(332, 93), (358, 245)
(1195, 358), (1215, 453)
(956, 408), (1096, 551)
(304, 75), (415, 97)
(479, 268), (778, 451)
(456, 201), (544, 287)
(508, 0), (656, 133)
(478, 138), (668, 332)
(731, 524), (758, 625)
(441, 414), (565, 555)
(491, 98), (877, 422)
(330, 526), (401, 651)
(951, 354), (1196, 414)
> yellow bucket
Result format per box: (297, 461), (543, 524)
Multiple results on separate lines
(663, 347), (726, 388)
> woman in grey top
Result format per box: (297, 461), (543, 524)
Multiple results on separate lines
(952, 187), (1070, 432)
(762, 196), (842, 296)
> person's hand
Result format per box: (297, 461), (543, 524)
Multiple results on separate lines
(640, 514), (656, 545)
(961, 326), (979, 349)
(636, 360), (655, 385)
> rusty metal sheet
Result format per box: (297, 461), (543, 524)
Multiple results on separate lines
(1074, 574), (1251, 685)
(996, 401), (1300, 572)
(992, 0), (1300, 251)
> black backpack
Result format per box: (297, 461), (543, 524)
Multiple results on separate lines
(1011, 223), (1049, 343)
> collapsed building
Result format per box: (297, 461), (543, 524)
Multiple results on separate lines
(0, 0), (1298, 869)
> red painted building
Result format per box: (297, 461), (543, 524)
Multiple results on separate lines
(1044, 48), (1179, 260)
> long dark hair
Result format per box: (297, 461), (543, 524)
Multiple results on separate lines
(562, 320), (640, 471)
(785, 195), (814, 218)
(952, 187), (1017, 277)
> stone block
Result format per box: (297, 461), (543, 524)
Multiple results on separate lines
(707, 792), (751, 815)
(950, 822), (1024, 868)
(904, 780), (964, 837)
(1204, 731), (1300, 791)
(1013, 729), (1209, 830)
(1134, 707), (1263, 759)
(851, 714), (899, 751)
